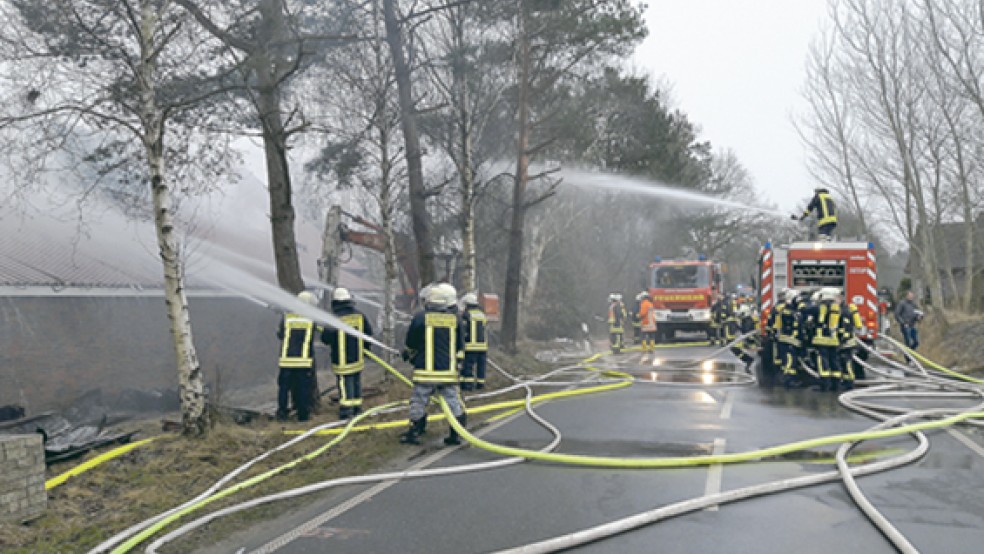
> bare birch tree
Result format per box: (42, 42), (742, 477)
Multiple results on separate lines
(0, 0), (241, 435)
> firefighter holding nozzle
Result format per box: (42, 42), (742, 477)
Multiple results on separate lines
(792, 187), (838, 241)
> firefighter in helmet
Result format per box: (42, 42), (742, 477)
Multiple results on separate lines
(793, 187), (838, 241)
(772, 288), (803, 388)
(400, 283), (467, 446)
(637, 292), (657, 351)
(631, 292), (645, 344)
(729, 303), (758, 373)
(321, 287), (373, 419)
(802, 287), (843, 391)
(276, 291), (324, 422)
(459, 292), (488, 391)
(838, 297), (865, 390)
(607, 293), (628, 353)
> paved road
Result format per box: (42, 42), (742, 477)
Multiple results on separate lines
(198, 345), (984, 553)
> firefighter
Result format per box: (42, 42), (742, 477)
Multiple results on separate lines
(803, 287), (843, 392)
(710, 296), (725, 346)
(631, 292), (645, 344)
(774, 289), (804, 388)
(400, 283), (467, 446)
(459, 292), (488, 391)
(792, 187), (838, 241)
(838, 298), (865, 389)
(729, 303), (758, 373)
(321, 288), (373, 419)
(724, 293), (739, 344)
(607, 293), (628, 353)
(276, 291), (323, 422)
(637, 292), (657, 351)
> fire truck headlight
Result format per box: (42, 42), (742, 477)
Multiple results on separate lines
(693, 309), (711, 321)
(701, 360), (715, 372)
(654, 310), (671, 321)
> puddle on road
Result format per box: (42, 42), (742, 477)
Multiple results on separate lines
(619, 361), (747, 385)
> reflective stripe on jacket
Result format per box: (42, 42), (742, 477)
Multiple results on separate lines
(279, 313), (319, 368)
(463, 308), (488, 353)
(803, 192), (837, 226)
(813, 302), (842, 347)
(406, 310), (462, 384)
(608, 302), (627, 333)
(333, 314), (366, 374)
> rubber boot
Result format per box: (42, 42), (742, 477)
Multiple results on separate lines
(444, 413), (467, 446)
(400, 418), (426, 445)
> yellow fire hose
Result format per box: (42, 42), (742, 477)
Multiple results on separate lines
(103, 341), (983, 553)
(46, 438), (158, 490)
(109, 401), (405, 554)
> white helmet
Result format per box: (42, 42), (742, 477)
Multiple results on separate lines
(418, 283), (434, 304)
(784, 289), (798, 303)
(820, 287), (842, 301)
(297, 290), (317, 306)
(332, 287), (352, 302)
(427, 283), (458, 308)
(461, 292), (479, 306)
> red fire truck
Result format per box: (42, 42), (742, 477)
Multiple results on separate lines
(757, 240), (880, 337)
(647, 257), (725, 342)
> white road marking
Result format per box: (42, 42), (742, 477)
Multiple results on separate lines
(250, 382), (578, 553)
(719, 390), (735, 420)
(947, 429), (984, 459)
(703, 438), (727, 512)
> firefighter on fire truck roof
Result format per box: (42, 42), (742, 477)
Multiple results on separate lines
(793, 187), (838, 241)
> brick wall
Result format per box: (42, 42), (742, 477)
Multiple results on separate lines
(0, 434), (46, 522)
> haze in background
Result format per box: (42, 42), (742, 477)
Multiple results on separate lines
(635, 0), (829, 211)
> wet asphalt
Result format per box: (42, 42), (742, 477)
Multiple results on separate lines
(197, 344), (984, 554)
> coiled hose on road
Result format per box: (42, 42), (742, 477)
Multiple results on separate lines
(90, 335), (983, 553)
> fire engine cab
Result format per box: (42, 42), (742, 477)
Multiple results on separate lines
(647, 256), (725, 342)
(757, 241), (880, 338)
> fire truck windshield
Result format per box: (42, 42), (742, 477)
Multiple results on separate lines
(652, 265), (710, 289)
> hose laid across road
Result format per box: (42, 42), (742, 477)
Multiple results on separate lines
(96, 336), (984, 553)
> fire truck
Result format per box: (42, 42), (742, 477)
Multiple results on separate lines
(647, 256), (725, 342)
(757, 240), (880, 337)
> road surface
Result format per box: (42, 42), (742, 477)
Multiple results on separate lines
(196, 344), (984, 553)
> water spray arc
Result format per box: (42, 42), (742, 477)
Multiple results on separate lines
(558, 167), (788, 217)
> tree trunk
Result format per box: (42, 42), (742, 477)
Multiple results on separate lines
(256, 78), (305, 294)
(139, 5), (207, 436)
(320, 205), (342, 290)
(382, 0), (435, 287)
(501, 6), (531, 352)
(451, 7), (477, 294)
(379, 121), (398, 365)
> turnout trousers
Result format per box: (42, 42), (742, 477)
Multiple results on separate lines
(277, 367), (314, 422)
(336, 372), (363, 418)
(460, 352), (487, 391)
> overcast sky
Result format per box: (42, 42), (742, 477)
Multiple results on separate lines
(633, 0), (830, 212)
